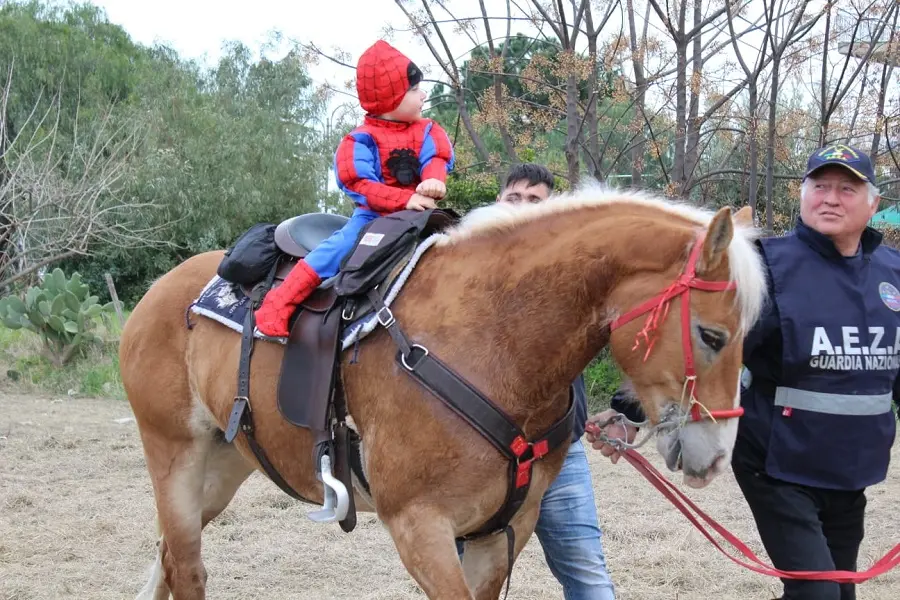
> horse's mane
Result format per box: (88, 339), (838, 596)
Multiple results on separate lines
(438, 181), (768, 333)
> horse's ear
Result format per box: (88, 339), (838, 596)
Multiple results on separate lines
(732, 205), (753, 228)
(698, 206), (733, 275)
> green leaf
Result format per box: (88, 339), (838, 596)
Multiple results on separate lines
(42, 277), (57, 295)
(66, 272), (83, 296)
(51, 295), (67, 317)
(27, 307), (45, 327)
(20, 315), (37, 332)
(7, 296), (26, 316)
(64, 321), (78, 334)
(84, 304), (102, 319)
(25, 287), (41, 309)
(53, 269), (67, 291)
(38, 300), (51, 317)
(48, 315), (66, 333)
(64, 290), (80, 313)
(2, 316), (22, 329)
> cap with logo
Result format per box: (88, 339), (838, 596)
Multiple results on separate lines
(803, 144), (876, 184)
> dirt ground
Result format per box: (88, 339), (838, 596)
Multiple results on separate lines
(1, 392), (898, 600)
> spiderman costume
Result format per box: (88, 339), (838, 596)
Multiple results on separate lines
(255, 40), (455, 337)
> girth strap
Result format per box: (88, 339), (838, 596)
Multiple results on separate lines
(223, 264), (315, 505)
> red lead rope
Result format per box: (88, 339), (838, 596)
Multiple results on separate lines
(620, 447), (900, 582)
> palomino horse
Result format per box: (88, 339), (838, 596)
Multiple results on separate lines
(120, 185), (767, 599)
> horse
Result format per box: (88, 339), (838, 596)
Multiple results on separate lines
(120, 184), (768, 600)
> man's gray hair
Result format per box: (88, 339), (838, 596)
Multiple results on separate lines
(800, 177), (881, 206)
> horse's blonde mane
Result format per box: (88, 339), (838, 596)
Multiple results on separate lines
(438, 181), (768, 333)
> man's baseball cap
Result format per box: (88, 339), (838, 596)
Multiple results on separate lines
(803, 144), (876, 184)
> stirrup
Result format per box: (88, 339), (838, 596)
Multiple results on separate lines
(307, 453), (349, 523)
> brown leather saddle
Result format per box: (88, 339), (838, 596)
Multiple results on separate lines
(225, 208), (458, 532)
(238, 210), (456, 433)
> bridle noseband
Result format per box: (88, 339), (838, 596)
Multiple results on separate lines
(609, 231), (744, 423)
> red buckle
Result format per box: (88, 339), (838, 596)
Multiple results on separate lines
(532, 439), (549, 459)
(515, 459), (533, 488)
(510, 436), (528, 457)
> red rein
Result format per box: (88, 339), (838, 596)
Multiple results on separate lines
(619, 447), (900, 583)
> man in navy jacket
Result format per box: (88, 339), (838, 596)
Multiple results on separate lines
(733, 146), (899, 600)
(589, 145), (899, 600)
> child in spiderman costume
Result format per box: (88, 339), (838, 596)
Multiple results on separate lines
(254, 40), (455, 337)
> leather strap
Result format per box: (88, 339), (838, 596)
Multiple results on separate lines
(366, 288), (575, 539)
(224, 261), (314, 504)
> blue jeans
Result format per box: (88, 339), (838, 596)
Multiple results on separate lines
(535, 439), (617, 600)
(457, 439), (616, 599)
(303, 207), (379, 279)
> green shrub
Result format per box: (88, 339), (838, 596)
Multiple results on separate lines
(583, 349), (623, 413)
(0, 268), (116, 366)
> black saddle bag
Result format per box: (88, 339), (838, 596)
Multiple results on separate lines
(333, 209), (439, 298)
(217, 223), (281, 285)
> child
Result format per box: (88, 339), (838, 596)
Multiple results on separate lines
(254, 40), (455, 337)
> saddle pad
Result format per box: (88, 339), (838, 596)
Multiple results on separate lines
(188, 233), (445, 350)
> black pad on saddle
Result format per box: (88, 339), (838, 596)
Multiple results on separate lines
(275, 213), (350, 257)
(335, 208), (458, 297)
(275, 207), (459, 436)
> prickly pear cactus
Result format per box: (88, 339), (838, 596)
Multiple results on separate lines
(0, 268), (115, 366)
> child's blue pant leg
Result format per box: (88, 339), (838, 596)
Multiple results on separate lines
(303, 208), (380, 279)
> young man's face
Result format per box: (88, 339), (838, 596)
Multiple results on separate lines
(496, 179), (551, 204)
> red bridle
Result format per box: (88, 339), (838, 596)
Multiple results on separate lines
(609, 232), (744, 422)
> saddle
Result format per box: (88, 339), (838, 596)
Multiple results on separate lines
(223, 207), (460, 532)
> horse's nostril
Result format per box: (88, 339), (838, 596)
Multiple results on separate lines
(710, 452), (728, 473)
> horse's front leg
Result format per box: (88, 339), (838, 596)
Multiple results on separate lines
(460, 503), (541, 600)
(384, 504), (475, 599)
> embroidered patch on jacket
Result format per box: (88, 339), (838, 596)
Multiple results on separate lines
(878, 282), (900, 311)
(386, 148), (420, 185)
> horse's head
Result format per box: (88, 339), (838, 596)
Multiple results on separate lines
(606, 205), (766, 489)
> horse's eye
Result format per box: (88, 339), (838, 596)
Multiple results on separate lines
(699, 327), (727, 352)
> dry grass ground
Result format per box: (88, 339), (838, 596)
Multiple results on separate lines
(1, 391), (898, 600)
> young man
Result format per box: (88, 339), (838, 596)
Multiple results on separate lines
(494, 163), (619, 600)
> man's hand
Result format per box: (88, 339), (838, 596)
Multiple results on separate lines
(585, 409), (638, 465)
(416, 178), (447, 199)
(405, 193), (437, 211)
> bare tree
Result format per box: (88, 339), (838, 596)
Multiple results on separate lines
(642, 0), (804, 197)
(626, 0), (652, 186)
(818, 0), (899, 145)
(760, 0), (820, 232)
(863, 4), (899, 160)
(725, 0), (774, 221)
(0, 68), (168, 289)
